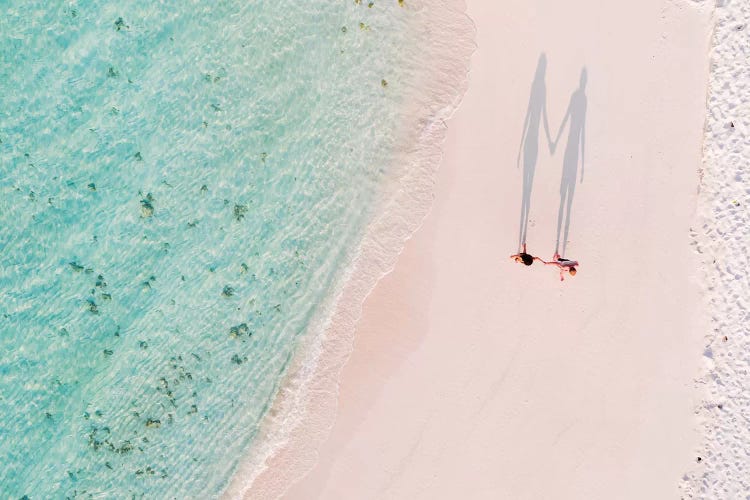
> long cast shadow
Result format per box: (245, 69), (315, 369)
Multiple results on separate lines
(554, 67), (587, 255)
(517, 53), (553, 251)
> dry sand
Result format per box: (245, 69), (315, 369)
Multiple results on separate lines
(278, 1), (712, 498)
(681, 0), (750, 496)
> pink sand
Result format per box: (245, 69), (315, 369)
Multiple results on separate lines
(240, 0), (712, 498)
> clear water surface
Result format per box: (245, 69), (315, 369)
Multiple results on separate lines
(0, 1), (419, 497)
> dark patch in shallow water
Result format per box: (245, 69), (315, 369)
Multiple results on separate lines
(233, 204), (248, 221)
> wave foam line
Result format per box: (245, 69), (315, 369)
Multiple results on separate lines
(221, 1), (476, 498)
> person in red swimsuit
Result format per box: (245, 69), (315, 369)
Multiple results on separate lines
(545, 252), (578, 281)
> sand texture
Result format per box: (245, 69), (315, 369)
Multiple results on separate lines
(283, 0), (712, 499)
(682, 0), (750, 497)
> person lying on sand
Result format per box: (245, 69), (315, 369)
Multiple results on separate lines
(545, 252), (578, 281)
(510, 244), (546, 266)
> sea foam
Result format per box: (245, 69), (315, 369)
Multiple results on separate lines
(221, 0), (475, 498)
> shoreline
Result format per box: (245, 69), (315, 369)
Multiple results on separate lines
(286, 0), (712, 498)
(221, 1), (475, 498)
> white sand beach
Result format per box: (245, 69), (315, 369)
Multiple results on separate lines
(681, 1), (750, 496)
(278, 1), (713, 499)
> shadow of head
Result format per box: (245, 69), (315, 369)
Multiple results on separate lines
(536, 53), (547, 79)
(579, 67), (587, 90)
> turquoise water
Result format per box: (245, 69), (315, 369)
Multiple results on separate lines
(0, 1), (423, 497)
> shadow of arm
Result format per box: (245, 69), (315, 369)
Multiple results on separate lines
(543, 95), (553, 153)
(554, 102), (572, 149)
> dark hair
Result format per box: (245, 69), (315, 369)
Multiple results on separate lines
(569, 267), (577, 275)
(521, 253), (534, 266)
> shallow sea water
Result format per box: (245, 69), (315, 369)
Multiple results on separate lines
(0, 1), (422, 497)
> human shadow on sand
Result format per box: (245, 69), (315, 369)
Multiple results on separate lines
(553, 67), (587, 255)
(517, 53), (554, 251)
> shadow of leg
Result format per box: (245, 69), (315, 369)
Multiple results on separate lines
(555, 191), (565, 254)
(562, 184), (575, 255)
(519, 195), (527, 249)
(519, 172), (531, 248)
